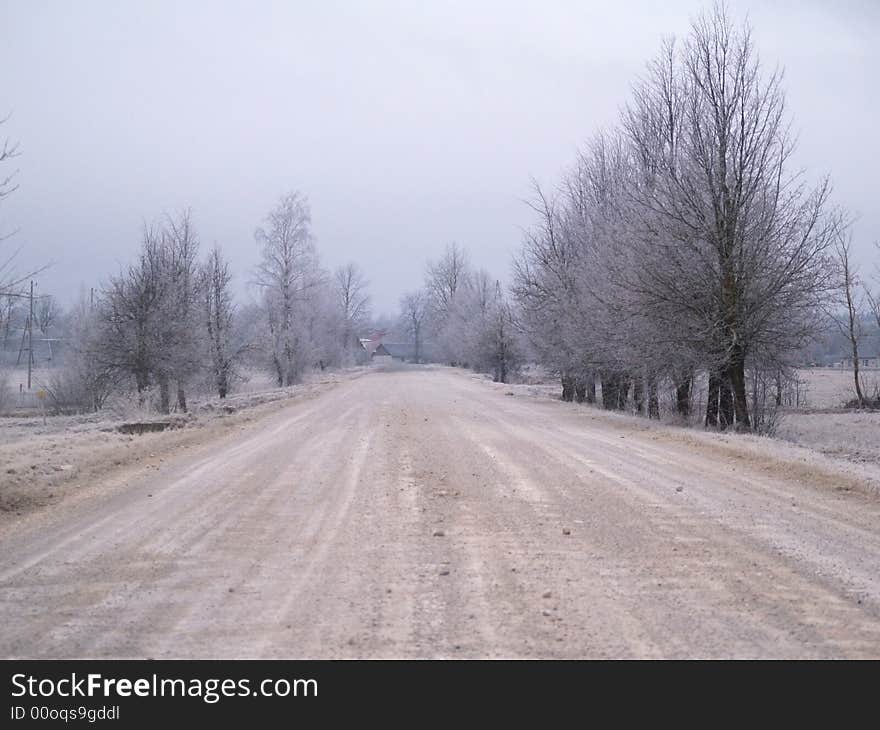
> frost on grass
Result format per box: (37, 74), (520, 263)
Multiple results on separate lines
(0, 369), (362, 520)
(776, 412), (880, 465)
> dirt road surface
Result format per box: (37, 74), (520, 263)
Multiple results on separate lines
(2, 367), (880, 658)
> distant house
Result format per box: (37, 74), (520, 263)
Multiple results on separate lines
(359, 331), (387, 357)
(837, 355), (880, 369)
(381, 343), (417, 361)
(371, 343), (394, 366)
(369, 341), (439, 364)
(353, 338), (371, 365)
(370, 342), (426, 364)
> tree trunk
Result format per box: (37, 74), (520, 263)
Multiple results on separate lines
(561, 374), (574, 402)
(135, 370), (149, 406)
(601, 373), (617, 409)
(848, 332), (864, 406)
(574, 378), (586, 403)
(675, 375), (691, 419)
(842, 246), (866, 406)
(617, 376), (630, 411)
(158, 375), (171, 414)
(176, 384), (187, 413)
(586, 377), (596, 404)
(728, 356), (751, 432)
(633, 378), (645, 414)
(706, 372), (720, 427)
(852, 357), (864, 406)
(272, 355), (283, 387)
(647, 378), (660, 419)
(719, 377), (734, 430)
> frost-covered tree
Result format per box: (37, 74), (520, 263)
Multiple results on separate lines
(514, 2), (840, 431)
(334, 262), (371, 364)
(302, 281), (347, 370)
(832, 233), (867, 406)
(867, 241), (880, 335)
(513, 180), (597, 402)
(0, 113), (19, 252)
(455, 268), (493, 367)
(95, 226), (170, 404)
(202, 245), (243, 398)
(36, 294), (58, 336)
(47, 289), (114, 413)
(426, 242), (469, 322)
(161, 209), (202, 412)
(94, 211), (204, 413)
(622, 3), (840, 429)
(254, 192), (321, 386)
(475, 281), (521, 383)
(0, 113), (42, 298)
(399, 290), (429, 363)
(426, 242), (472, 363)
(0, 294), (18, 347)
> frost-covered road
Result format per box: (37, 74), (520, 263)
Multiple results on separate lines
(2, 367), (880, 658)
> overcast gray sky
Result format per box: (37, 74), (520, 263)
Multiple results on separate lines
(2, 0), (878, 316)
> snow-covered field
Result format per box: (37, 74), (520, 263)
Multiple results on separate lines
(0, 364), (290, 415)
(796, 367), (880, 409)
(775, 369), (880, 465)
(498, 366), (880, 469)
(776, 411), (880, 465)
(0, 368), (368, 516)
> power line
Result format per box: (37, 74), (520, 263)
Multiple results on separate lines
(11, 280), (45, 389)
(0, 290), (52, 300)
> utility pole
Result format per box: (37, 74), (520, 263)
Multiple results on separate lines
(15, 280), (36, 389)
(27, 280), (34, 389)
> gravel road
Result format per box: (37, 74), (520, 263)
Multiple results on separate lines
(2, 367), (879, 658)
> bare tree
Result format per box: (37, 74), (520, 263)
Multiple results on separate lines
(0, 114), (43, 296)
(454, 267), (493, 368)
(477, 281), (521, 383)
(620, 1), (840, 430)
(94, 212), (203, 413)
(254, 192), (320, 386)
(833, 233), (866, 406)
(513, 179), (596, 402)
(866, 241), (880, 333)
(47, 289), (114, 413)
(426, 242), (470, 320)
(334, 262), (371, 363)
(511, 2), (839, 431)
(160, 209), (202, 412)
(36, 294), (58, 336)
(202, 245), (241, 398)
(0, 294), (17, 346)
(424, 242), (473, 364)
(399, 290), (428, 363)
(95, 226), (170, 404)
(0, 113), (19, 246)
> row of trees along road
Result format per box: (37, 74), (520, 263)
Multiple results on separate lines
(60, 194), (372, 414)
(513, 3), (845, 433)
(399, 241), (523, 384)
